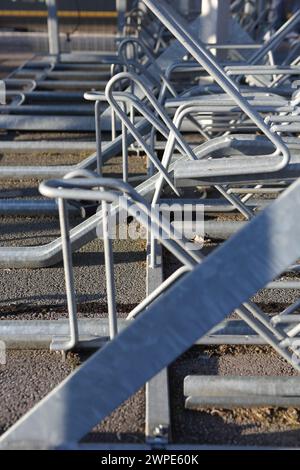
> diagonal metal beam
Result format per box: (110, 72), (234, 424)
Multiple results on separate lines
(1, 179), (300, 448)
(142, 0), (289, 176)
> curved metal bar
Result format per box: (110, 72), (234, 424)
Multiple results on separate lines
(40, 172), (200, 350)
(142, 0), (290, 175)
(5, 92), (26, 106)
(39, 175), (200, 268)
(152, 102), (254, 220)
(118, 37), (176, 96)
(107, 73), (197, 158)
(106, 71), (198, 195)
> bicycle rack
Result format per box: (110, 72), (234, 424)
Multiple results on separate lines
(1, 175), (300, 448)
(1, 0), (300, 448)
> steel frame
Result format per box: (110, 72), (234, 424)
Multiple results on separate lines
(1, 175), (300, 448)
(1, 0), (300, 447)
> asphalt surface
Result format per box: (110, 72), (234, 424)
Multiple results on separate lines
(0, 141), (148, 442)
(0, 350), (145, 443)
(0, 153), (147, 312)
(0, 236), (146, 311)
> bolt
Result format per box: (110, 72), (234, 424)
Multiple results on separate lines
(153, 424), (168, 438)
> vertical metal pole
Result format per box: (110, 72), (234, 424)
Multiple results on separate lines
(200, 0), (230, 58)
(57, 198), (79, 350)
(95, 104), (118, 340)
(95, 101), (102, 175)
(103, 201), (118, 340)
(46, 0), (60, 56)
(116, 0), (127, 36)
(121, 103), (129, 183)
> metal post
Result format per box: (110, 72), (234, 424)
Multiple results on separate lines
(200, 0), (230, 58)
(46, 0), (60, 56)
(95, 101), (118, 340)
(116, 0), (127, 36)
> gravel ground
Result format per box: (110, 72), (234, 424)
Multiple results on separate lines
(170, 346), (300, 447)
